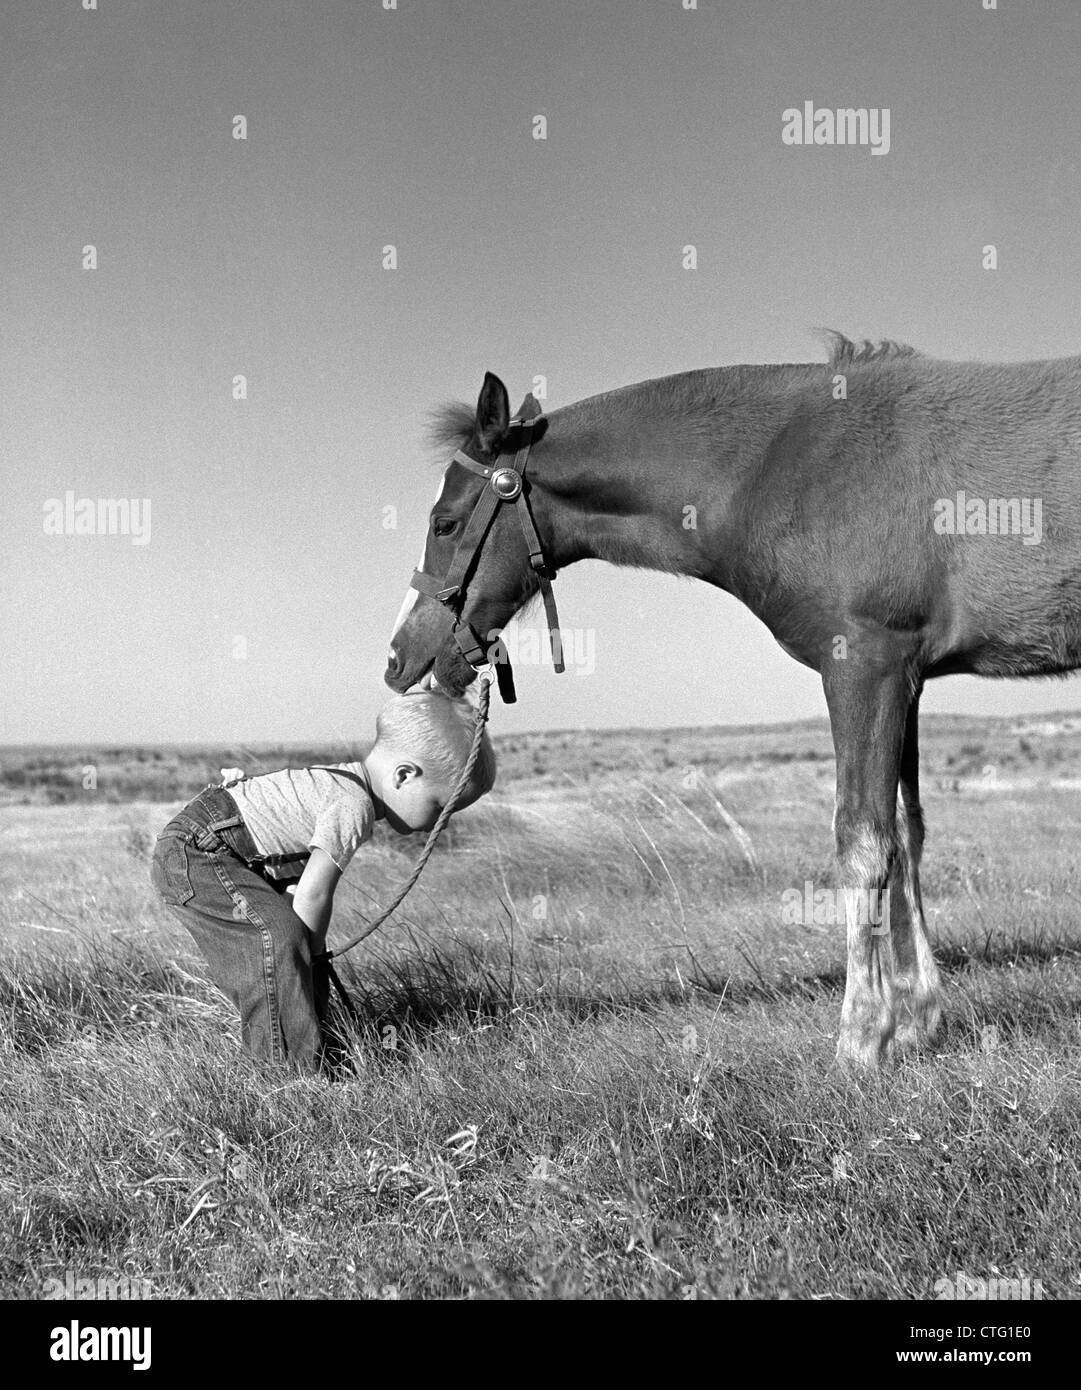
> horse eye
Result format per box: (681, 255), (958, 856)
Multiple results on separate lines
(432, 516), (458, 537)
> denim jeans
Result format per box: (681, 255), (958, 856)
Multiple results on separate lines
(150, 786), (332, 1072)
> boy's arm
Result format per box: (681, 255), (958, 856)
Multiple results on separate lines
(291, 848), (342, 955)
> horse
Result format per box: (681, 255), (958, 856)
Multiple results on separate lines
(384, 334), (1081, 1069)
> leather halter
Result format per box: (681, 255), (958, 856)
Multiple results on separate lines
(409, 392), (564, 704)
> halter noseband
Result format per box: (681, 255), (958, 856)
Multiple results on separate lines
(409, 392), (564, 704)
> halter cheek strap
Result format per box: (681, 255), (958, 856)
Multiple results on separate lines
(409, 394), (565, 702)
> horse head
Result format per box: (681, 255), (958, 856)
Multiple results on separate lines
(384, 372), (556, 697)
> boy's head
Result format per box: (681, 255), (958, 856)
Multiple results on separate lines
(365, 691), (496, 833)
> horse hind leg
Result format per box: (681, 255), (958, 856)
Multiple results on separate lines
(889, 692), (944, 1053)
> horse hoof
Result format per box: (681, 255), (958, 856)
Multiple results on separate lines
(891, 996), (944, 1056)
(833, 1033), (890, 1073)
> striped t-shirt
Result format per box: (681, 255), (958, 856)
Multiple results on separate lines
(226, 763), (375, 878)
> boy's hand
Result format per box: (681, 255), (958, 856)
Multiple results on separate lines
(220, 767), (247, 783)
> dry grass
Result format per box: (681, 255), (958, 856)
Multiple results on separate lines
(2, 715), (1080, 1299)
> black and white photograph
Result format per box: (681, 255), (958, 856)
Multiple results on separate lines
(2, 0), (1079, 1334)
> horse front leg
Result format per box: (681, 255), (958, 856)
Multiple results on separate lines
(823, 663), (910, 1070)
(890, 689), (945, 1052)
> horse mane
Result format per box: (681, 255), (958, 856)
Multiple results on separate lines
(425, 401), (475, 454)
(818, 329), (921, 367)
(427, 334), (921, 455)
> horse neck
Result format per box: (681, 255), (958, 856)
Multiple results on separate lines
(537, 365), (808, 583)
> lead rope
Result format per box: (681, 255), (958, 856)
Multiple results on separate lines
(315, 670), (494, 1016)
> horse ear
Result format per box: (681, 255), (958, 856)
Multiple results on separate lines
(513, 392), (548, 443)
(475, 372), (510, 454)
(514, 391), (543, 421)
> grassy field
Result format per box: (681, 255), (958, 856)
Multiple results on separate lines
(2, 714), (1080, 1299)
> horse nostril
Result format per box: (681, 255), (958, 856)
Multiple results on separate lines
(386, 650), (400, 678)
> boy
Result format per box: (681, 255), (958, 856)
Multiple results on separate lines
(149, 691), (496, 1073)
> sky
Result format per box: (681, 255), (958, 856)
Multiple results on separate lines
(4, 0), (1081, 744)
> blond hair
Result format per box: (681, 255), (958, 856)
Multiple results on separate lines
(375, 691), (496, 800)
